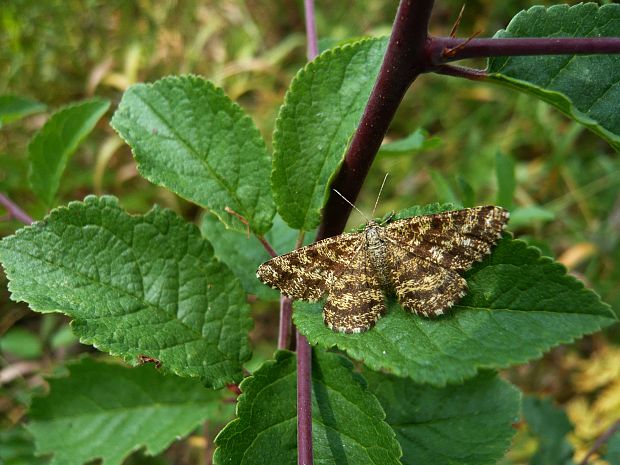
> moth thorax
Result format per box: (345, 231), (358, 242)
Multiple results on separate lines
(365, 223), (391, 289)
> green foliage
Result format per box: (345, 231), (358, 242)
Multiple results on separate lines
(605, 430), (620, 465)
(378, 128), (442, 156)
(0, 328), (42, 359)
(272, 37), (387, 231)
(0, 196), (252, 388)
(28, 98), (110, 206)
(200, 213), (314, 300)
(293, 204), (616, 386)
(27, 358), (232, 465)
(0, 95), (45, 127)
(495, 151), (516, 209)
(489, 3), (620, 151)
(522, 397), (575, 465)
(0, 427), (49, 465)
(111, 75), (275, 235)
(214, 350), (402, 465)
(366, 370), (521, 465)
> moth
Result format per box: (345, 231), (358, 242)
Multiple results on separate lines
(257, 206), (509, 333)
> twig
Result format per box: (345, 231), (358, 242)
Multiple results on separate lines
(579, 418), (620, 465)
(428, 36), (620, 65)
(434, 64), (487, 81)
(278, 234), (305, 351)
(257, 235), (278, 258)
(296, 331), (313, 465)
(317, 0), (435, 239)
(224, 206), (250, 238)
(0, 193), (33, 225)
(297, 2), (319, 464)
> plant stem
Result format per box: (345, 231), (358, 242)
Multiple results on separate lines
(428, 37), (620, 65)
(316, 0), (435, 239)
(0, 193), (33, 225)
(579, 418), (620, 465)
(297, 2), (319, 463)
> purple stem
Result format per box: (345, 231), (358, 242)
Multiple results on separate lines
(428, 36), (620, 65)
(434, 64), (487, 81)
(0, 194), (33, 225)
(304, 0), (319, 61)
(317, 0), (435, 239)
(296, 331), (313, 465)
(297, 2), (319, 464)
(278, 296), (293, 350)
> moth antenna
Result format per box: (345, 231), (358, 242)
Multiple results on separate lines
(332, 189), (370, 222)
(372, 173), (389, 218)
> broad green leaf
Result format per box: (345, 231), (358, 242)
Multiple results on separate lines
(495, 151), (515, 209)
(28, 358), (232, 465)
(214, 350), (402, 465)
(0, 196), (252, 388)
(366, 370), (520, 465)
(522, 396), (575, 465)
(200, 213), (313, 300)
(430, 171), (461, 206)
(0, 95), (46, 127)
(488, 4), (620, 151)
(293, 206), (616, 386)
(272, 37), (388, 231)
(111, 75), (275, 235)
(379, 128), (442, 155)
(28, 98), (110, 206)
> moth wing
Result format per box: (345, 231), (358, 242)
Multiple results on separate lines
(256, 232), (362, 301)
(388, 244), (467, 317)
(384, 206), (508, 271)
(323, 245), (386, 333)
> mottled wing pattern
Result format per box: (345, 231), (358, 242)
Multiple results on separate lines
(388, 245), (467, 317)
(256, 233), (361, 301)
(383, 206), (508, 271)
(323, 245), (386, 333)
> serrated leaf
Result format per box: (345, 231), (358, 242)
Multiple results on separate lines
(523, 396), (575, 465)
(0, 95), (46, 127)
(200, 213), (314, 300)
(366, 370), (520, 465)
(27, 358), (232, 465)
(28, 98), (110, 206)
(488, 4), (620, 151)
(111, 75), (275, 235)
(213, 350), (402, 465)
(293, 205), (616, 386)
(272, 37), (388, 230)
(0, 196), (252, 388)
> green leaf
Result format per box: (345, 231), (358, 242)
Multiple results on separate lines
(0, 426), (49, 465)
(0, 95), (46, 127)
(272, 37), (388, 231)
(111, 75), (275, 235)
(495, 151), (515, 209)
(200, 213), (313, 300)
(522, 396), (575, 465)
(214, 350), (402, 465)
(379, 128), (442, 155)
(28, 98), (110, 206)
(0, 328), (42, 359)
(604, 430), (620, 465)
(366, 370), (520, 465)
(293, 206), (616, 386)
(0, 196), (252, 388)
(28, 358), (232, 465)
(430, 171), (461, 206)
(488, 4), (620, 151)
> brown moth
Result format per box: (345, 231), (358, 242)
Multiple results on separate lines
(257, 206), (509, 333)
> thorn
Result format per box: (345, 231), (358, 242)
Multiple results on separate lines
(443, 30), (482, 58)
(450, 4), (466, 38)
(225, 206), (250, 238)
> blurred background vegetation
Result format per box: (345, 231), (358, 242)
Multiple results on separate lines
(1, 1), (618, 464)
